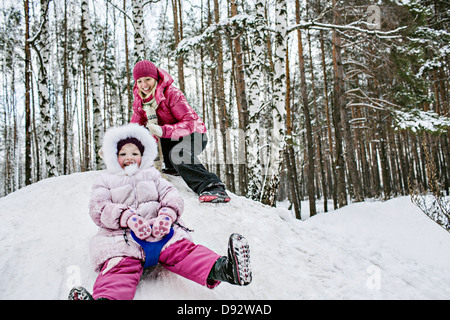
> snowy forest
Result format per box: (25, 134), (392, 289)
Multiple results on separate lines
(0, 0), (449, 219)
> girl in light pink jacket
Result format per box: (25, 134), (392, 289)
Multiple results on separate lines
(68, 124), (251, 300)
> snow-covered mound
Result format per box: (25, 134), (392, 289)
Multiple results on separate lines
(1, 171), (450, 300)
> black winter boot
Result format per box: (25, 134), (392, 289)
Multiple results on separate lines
(199, 185), (231, 203)
(68, 286), (94, 300)
(68, 286), (109, 300)
(207, 233), (252, 286)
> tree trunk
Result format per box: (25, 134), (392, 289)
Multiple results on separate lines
(81, 28), (90, 172)
(37, 0), (57, 178)
(307, 29), (327, 213)
(285, 44), (301, 219)
(171, 0), (185, 92)
(24, 0), (32, 185)
(378, 115), (391, 199)
(320, 29), (337, 208)
(230, 0), (249, 196)
(332, 0), (363, 203)
(63, 0), (69, 175)
(132, 0), (145, 63)
(124, 0), (132, 123)
(260, 0), (287, 207)
(331, 79), (347, 207)
(246, 0), (266, 200)
(213, 0), (234, 192)
(295, 0), (316, 216)
(81, 0), (103, 170)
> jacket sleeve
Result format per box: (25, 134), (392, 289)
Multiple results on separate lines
(88, 176), (128, 230)
(161, 88), (202, 139)
(154, 177), (184, 221)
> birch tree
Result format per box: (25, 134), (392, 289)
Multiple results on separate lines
(81, 0), (103, 169)
(132, 0), (145, 62)
(35, 0), (57, 178)
(246, 0), (266, 201)
(260, 0), (287, 206)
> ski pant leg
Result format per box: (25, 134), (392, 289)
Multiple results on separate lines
(159, 239), (222, 289)
(160, 133), (224, 195)
(92, 257), (143, 300)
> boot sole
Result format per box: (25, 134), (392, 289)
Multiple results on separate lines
(228, 233), (252, 286)
(199, 195), (231, 203)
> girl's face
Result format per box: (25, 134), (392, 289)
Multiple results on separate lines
(136, 77), (157, 96)
(117, 143), (142, 169)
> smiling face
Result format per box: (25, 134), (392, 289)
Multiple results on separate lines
(117, 143), (142, 169)
(136, 76), (157, 97)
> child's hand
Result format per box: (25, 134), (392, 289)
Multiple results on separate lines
(127, 215), (152, 240)
(151, 214), (173, 239)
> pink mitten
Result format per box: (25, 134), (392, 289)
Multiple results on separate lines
(151, 214), (173, 239)
(127, 215), (152, 240)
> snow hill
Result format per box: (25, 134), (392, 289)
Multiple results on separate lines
(1, 171), (450, 300)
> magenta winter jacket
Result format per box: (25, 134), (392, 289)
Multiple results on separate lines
(88, 124), (191, 271)
(130, 67), (206, 140)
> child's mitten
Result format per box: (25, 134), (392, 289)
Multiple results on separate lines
(127, 215), (152, 240)
(151, 214), (173, 239)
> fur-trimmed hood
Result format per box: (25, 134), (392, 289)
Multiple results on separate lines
(101, 123), (158, 175)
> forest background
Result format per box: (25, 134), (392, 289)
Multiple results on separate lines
(0, 0), (449, 220)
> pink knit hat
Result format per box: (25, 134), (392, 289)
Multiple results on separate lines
(133, 60), (158, 81)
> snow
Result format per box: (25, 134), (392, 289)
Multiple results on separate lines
(1, 171), (450, 300)
(393, 109), (450, 133)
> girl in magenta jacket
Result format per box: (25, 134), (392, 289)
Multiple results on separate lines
(68, 124), (251, 300)
(130, 60), (230, 203)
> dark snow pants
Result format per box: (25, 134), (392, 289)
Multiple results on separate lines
(160, 132), (224, 195)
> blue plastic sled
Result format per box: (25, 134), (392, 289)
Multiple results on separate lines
(131, 228), (174, 268)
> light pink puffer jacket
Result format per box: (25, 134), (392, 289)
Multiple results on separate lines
(88, 124), (191, 271)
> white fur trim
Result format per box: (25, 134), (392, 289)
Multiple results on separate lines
(102, 123), (158, 174)
(123, 163), (140, 176)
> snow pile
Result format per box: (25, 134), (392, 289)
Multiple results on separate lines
(1, 171), (450, 300)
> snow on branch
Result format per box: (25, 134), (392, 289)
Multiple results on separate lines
(178, 12), (407, 54)
(287, 20), (407, 38)
(177, 13), (256, 54)
(346, 88), (450, 133)
(392, 109), (450, 133)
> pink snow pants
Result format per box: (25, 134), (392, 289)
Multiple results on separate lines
(93, 239), (221, 300)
